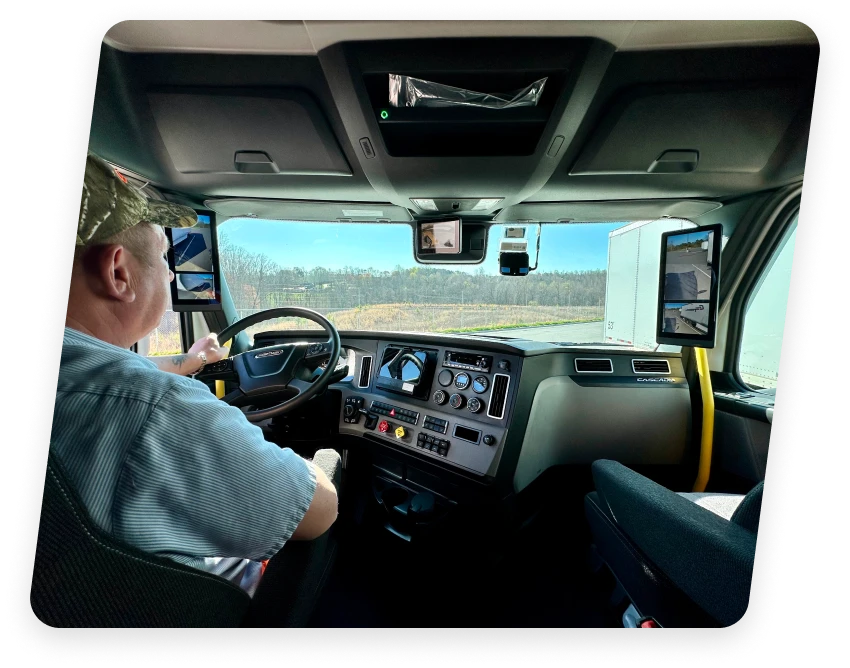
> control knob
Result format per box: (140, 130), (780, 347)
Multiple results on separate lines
(343, 405), (356, 417)
(483, 434), (496, 446)
(467, 397), (483, 413)
(449, 393), (465, 410)
(433, 390), (448, 405)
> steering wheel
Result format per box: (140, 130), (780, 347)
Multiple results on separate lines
(195, 307), (342, 422)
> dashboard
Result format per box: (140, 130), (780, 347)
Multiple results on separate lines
(251, 331), (692, 492)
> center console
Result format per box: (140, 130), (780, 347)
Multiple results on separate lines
(339, 340), (522, 477)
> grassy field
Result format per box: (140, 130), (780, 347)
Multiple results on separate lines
(240, 303), (604, 339)
(146, 304), (605, 352)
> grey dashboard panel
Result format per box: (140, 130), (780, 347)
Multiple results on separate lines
(513, 352), (691, 492)
(338, 339), (523, 478)
(251, 330), (693, 492)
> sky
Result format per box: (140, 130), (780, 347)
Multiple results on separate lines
(218, 219), (628, 275)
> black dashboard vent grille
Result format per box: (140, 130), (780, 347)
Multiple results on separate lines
(487, 373), (511, 420)
(358, 356), (372, 388)
(632, 359), (671, 374)
(574, 358), (613, 373)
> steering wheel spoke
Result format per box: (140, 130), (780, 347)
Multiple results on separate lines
(211, 308), (342, 422)
(194, 356), (239, 383)
(287, 376), (316, 395)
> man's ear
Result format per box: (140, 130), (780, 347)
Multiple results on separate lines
(97, 244), (137, 303)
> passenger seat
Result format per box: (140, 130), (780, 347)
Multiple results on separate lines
(584, 459), (763, 627)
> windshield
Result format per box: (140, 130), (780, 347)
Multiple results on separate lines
(217, 219), (694, 348)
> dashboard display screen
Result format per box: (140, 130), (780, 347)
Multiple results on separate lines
(375, 345), (438, 399)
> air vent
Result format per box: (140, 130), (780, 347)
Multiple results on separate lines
(487, 373), (511, 420)
(358, 356), (373, 388)
(632, 359), (671, 374)
(574, 358), (613, 373)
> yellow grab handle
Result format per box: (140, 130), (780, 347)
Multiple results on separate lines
(215, 337), (232, 400)
(692, 346), (715, 493)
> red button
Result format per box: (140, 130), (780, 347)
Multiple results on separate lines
(389, 409), (396, 417)
(378, 420), (390, 433)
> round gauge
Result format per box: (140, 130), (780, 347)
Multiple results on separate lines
(472, 375), (489, 394)
(467, 397), (483, 413)
(454, 373), (471, 390)
(449, 393), (465, 410)
(438, 369), (454, 387)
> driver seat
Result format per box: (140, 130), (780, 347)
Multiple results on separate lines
(31, 449), (340, 627)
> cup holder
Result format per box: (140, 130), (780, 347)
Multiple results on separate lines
(381, 486), (411, 515)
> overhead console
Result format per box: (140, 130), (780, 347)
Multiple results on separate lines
(339, 340), (522, 478)
(318, 37), (607, 208)
(351, 38), (588, 158)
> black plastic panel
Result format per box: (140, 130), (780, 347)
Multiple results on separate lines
(571, 84), (806, 176)
(147, 88), (352, 177)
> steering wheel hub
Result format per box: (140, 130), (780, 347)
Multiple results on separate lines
(195, 308), (342, 422)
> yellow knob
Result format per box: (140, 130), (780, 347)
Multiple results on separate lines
(394, 426), (406, 439)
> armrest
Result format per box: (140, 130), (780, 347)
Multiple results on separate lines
(312, 448), (342, 489)
(592, 459), (757, 626)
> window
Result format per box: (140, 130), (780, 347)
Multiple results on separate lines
(138, 309), (182, 356)
(216, 218), (694, 349)
(738, 216), (798, 389)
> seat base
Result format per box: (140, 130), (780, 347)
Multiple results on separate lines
(585, 491), (719, 627)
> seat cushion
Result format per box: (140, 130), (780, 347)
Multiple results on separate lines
(678, 492), (745, 521)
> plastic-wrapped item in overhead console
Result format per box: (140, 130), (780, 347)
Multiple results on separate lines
(388, 74), (547, 110)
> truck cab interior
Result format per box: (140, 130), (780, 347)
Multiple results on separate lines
(33, 20), (817, 628)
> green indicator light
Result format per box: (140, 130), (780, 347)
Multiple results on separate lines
(380, 110), (389, 120)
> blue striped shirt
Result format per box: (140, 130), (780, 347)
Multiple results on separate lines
(50, 327), (316, 594)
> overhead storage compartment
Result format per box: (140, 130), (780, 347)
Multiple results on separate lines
(147, 88), (352, 176)
(570, 84), (807, 175)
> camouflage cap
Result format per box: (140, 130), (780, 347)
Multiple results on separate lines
(77, 153), (197, 246)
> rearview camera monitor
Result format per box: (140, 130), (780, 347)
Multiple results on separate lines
(166, 210), (223, 311)
(656, 223), (722, 348)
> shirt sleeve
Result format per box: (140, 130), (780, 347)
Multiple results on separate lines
(112, 377), (317, 562)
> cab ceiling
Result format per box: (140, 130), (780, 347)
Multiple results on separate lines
(89, 22), (819, 218)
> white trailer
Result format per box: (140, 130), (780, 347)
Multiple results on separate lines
(680, 302), (709, 330)
(603, 218), (696, 349)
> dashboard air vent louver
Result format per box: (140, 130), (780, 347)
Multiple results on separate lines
(632, 359), (671, 374)
(358, 356), (373, 388)
(487, 373), (511, 420)
(574, 358), (613, 373)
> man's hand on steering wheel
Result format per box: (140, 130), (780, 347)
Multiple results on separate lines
(194, 308), (342, 422)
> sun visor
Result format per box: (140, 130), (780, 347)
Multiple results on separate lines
(148, 89), (351, 176)
(496, 200), (722, 223)
(204, 198), (414, 223)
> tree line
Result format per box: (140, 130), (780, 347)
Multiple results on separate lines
(218, 233), (607, 311)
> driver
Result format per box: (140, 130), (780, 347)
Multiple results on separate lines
(50, 153), (338, 595)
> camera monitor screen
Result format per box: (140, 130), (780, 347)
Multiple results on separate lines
(656, 224), (722, 348)
(375, 345), (438, 400)
(166, 210), (223, 311)
(418, 219), (461, 255)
